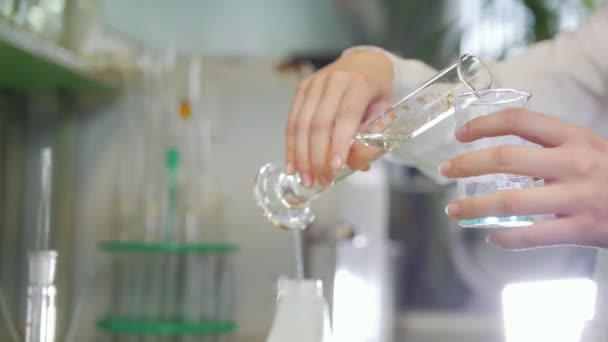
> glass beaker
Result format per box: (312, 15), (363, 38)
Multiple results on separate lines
(454, 88), (535, 228)
(254, 54), (492, 230)
(266, 277), (332, 342)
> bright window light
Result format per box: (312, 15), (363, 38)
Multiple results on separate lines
(502, 278), (597, 342)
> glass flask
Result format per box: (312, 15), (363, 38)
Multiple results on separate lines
(254, 54), (492, 230)
(266, 278), (332, 342)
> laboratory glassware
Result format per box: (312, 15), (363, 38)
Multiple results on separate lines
(98, 55), (238, 342)
(454, 88), (535, 228)
(254, 54), (492, 230)
(266, 277), (332, 342)
(26, 251), (57, 342)
(26, 148), (57, 342)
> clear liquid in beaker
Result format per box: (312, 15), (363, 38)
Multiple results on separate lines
(459, 174), (535, 228)
(463, 174), (535, 196)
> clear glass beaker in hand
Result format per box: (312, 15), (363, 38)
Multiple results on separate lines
(254, 54), (492, 230)
(454, 88), (536, 228)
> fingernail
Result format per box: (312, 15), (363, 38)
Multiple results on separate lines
(332, 154), (343, 170)
(362, 164), (371, 172)
(301, 173), (312, 187)
(444, 203), (460, 216)
(286, 162), (295, 174)
(438, 161), (451, 176)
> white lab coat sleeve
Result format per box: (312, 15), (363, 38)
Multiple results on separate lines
(380, 5), (608, 185)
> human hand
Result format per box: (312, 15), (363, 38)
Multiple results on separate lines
(439, 109), (608, 249)
(285, 49), (393, 187)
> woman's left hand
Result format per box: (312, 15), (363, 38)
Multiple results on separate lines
(439, 108), (608, 250)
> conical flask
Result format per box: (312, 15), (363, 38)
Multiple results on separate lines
(266, 277), (333, 342)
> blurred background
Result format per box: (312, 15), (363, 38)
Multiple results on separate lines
(0, 0), (607, 341)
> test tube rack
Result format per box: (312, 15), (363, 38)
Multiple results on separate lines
(97, 240), (238, 340)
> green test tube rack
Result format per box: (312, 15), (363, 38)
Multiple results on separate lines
(97, 240), (238, 338)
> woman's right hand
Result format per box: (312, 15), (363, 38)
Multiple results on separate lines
(285, 49), (394, 187)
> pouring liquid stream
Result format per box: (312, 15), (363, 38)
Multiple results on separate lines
(292, 230), (305, 280)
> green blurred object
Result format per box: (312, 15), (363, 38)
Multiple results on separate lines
(0, 21), (115, 92)
(521, 0), (561, 41)
(519, 0), (600, 41)
(165, 147), (180, 170)
(99, 241), (238, 254)
(97, 317), (236, 335)
(98, 242), (237, 339)
(386, 0), (462, 68)
(165, 148), (179, 242)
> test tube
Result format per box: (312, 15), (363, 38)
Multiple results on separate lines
(26, 148), (57, 342)
(25, 251), (57, 342)
(254, 54), (492, 230)
(157, 149), (180, 323)
(35, 148), (52, 251)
